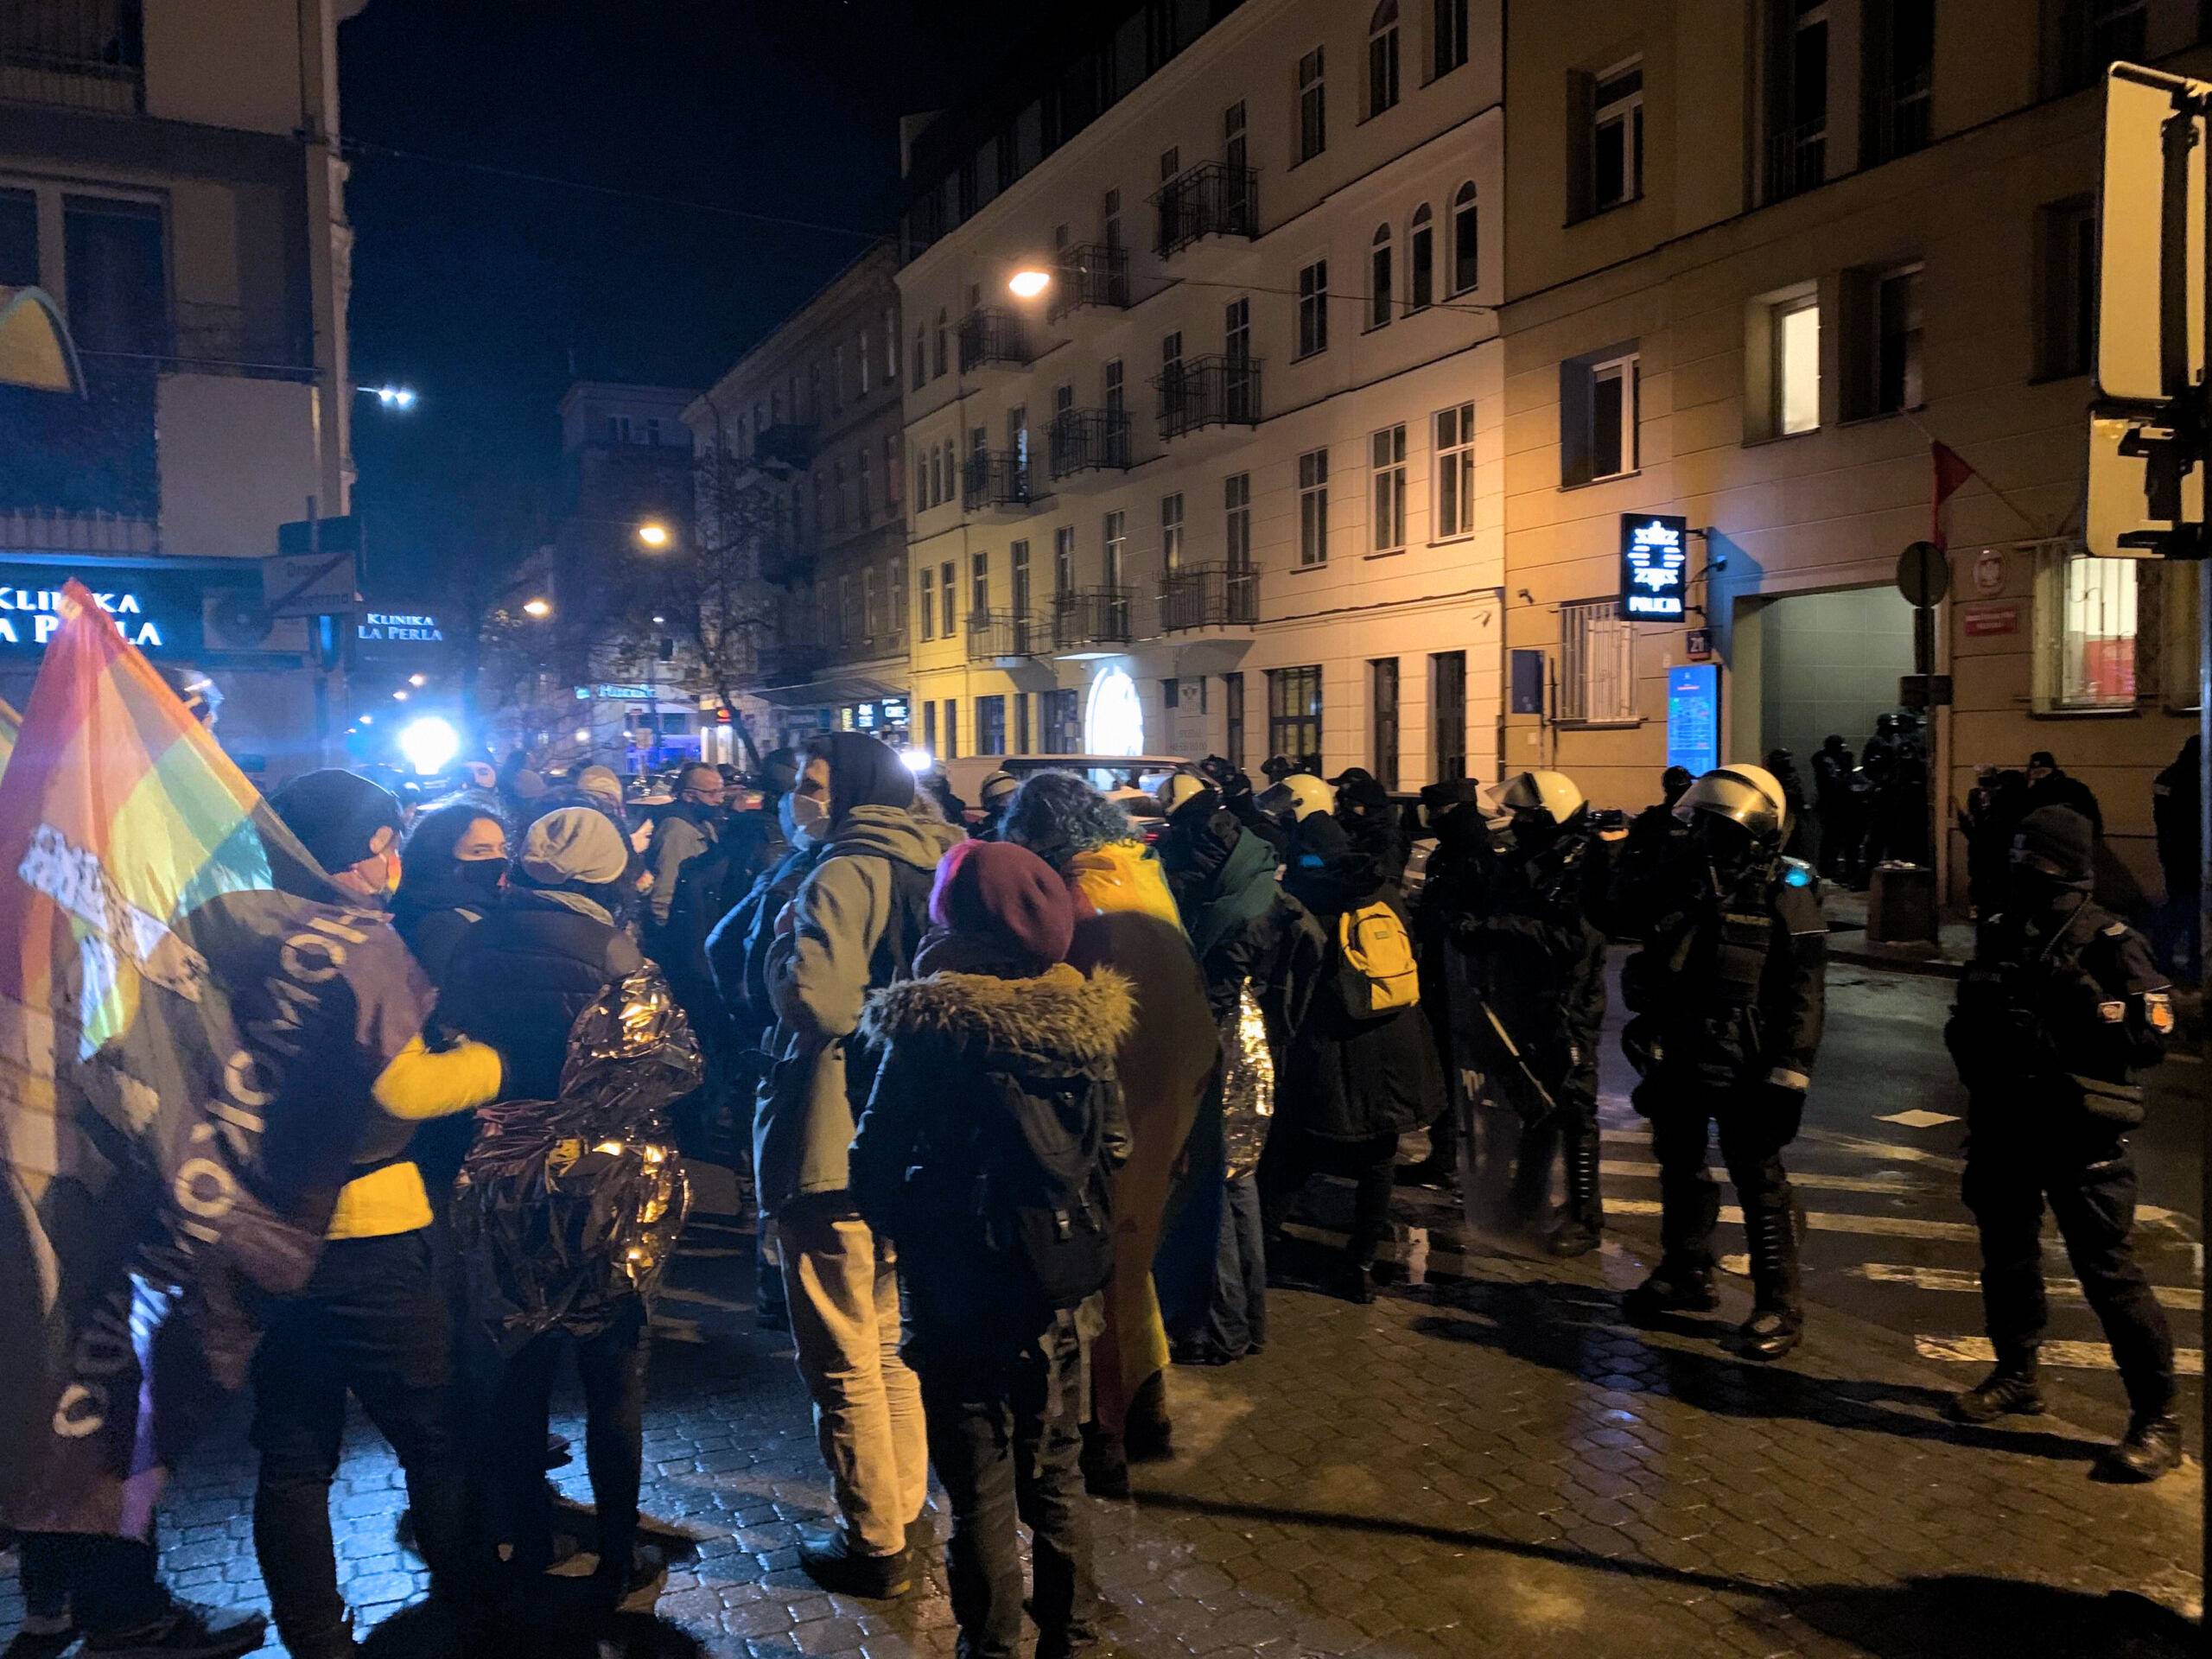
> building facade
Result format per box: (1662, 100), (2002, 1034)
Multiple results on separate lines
(0, 0), (363, 778)
(1499, 0), (2205, 900)
(896, 0), (1504, 789)
(688, 244), (908, 756)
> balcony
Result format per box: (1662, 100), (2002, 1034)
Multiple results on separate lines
(1046, 245), (1130, 320)
(1052, 588), (1134, 653)
(1154, 162), (1259, 260)
(1861, 70), (1931, 168)
(1159, 563), (1258, 634)
(966, 610), (1046, 664)
(961, 451), (1044, 516)
(752, 423), (815, 474)
(1153, 355), (1262, 446)
(1764, 120), (1827, 204)
(957, 308), (1033, 373)
(0, 0), (142, 114)
(1046, 410), (1132, 488)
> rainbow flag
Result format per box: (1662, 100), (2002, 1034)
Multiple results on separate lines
(0, 698), (18, 781)
(0, 582), (428, 1537)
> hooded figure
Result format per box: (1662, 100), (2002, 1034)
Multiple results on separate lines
(1331, 766), (1405, 880)
(1003, 772), (1217, 1489)
(758, 731), (962, 1599)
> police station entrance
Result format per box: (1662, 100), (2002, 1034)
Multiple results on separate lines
(1730, 585), (1916, 768)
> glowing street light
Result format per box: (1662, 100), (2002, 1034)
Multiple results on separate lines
(523, 597), (551, 618)
(1007, 268), (1052, 300)
(391, 689), (409, 701)
(407, 672), (427, 688)
(397, 715), (460, 776)
(635, 520), (671, 549)
(360, 385), (417, 410)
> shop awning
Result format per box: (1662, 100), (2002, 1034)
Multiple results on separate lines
(753, 671), (905, 709)
(0, 287), (86, 395)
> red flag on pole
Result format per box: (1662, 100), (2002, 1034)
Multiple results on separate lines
(1931, 440), (1977, 550)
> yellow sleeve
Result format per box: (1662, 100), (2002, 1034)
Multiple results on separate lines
(370, 1033), (504, 1122)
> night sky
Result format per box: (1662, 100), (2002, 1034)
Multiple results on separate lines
(337, 0), (1043, 603)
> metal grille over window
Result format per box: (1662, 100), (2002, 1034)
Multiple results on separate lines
(1560, 600), (1637, 723)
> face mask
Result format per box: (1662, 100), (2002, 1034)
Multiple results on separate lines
(457, 856), (508, 893)
(785, 792), (829, 842)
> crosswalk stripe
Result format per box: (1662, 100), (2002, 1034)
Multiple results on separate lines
(1601, 1160), (1925, 1197)
(1858, 1261), (2203, 1311)
(1915, 1335), (2204, 1376)
(1605, 1197), (1982, 1242)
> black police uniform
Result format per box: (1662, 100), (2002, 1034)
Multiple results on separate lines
(1622, 855), (1827, 1352)
(1948, 897), (2177, 1422)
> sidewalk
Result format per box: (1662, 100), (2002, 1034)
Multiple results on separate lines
(1821, 887), (1973, 978)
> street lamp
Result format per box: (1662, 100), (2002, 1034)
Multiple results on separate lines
(1007, 267), (1052, 300)
(635, 520), (671, 549)
(523, 597), (551, 618)
(357, 384), (417, 410)
(408, 672), (427, 688)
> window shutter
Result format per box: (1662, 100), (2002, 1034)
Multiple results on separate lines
(1565, 71), (1598, 224)
(1560, 360), (1594, 487)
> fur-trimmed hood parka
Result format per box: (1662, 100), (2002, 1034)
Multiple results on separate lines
(857, 962), (1135, 1070)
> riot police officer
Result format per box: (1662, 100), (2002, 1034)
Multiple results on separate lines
(1944, 804), (2181, 1481)
(1458, 771), (1610, 1254)
(1621, 764), (1827, 1359)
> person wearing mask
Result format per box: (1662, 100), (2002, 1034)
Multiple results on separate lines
(1330, 766), (1405, 881)
(850, 842), (1128, 1659)
(643, 762), (727, 968)
(391, 803), (509, 990)
(759, 734), (961, 1597)
(1001, 772), (1215, 1493)
(1810, 737), (1858, 885)
(234, 772), (506, 1659)
(1260, 815), (1439, 1304)
(2152, 734), (2202, 980)
(1462, 772), (1609, 1255)
(1153, 774), (1324, 1365)
(1944, 806), (2182, 1479)
(974, 768), (1020, 839)
(440, 809), (671, 1602)
(1399, 779), (1491, 1189)
(1598, 766), (1694, 941)
(1619, 765), (1826, 1361)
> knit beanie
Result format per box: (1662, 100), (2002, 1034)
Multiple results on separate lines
(270, 769), (403, 874)
(2012, 804), (2094, 883)
(510, 769), (547, 802)
(928, 840), (1074, 971)
(575, 765), (624, 811)
(520, 806), (631, 887)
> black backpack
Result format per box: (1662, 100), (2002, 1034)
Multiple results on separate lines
(959, 1065), (1119, 1310)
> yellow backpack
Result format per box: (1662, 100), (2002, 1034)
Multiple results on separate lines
(1338, 900), (1421, 1017)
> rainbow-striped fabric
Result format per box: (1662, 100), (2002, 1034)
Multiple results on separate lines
(0, 582), (421, 1537)
(0, 698), (18, 780)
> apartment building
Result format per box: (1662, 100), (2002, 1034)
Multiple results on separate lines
(0, 0), (361, 775)
(897, 0), (1503, 788)
(688, 243), (909, 755)
(1501, 0), (2205, 900)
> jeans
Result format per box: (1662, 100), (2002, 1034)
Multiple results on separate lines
(1173, 1175), (1268, 1363)
(778, 1195), (929, 1557)
(918, 1312), (1099, 1659)
(251, 1230), (470, 1657)
(489, 1300), (651, 1579)
(1255, 1128), (1397, 1264)
(15, 1534), (169, 1636)
(1963, 1107), (2177, 1416)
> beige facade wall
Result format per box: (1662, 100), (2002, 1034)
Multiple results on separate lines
(897, 0), (1506, 788)
(1501, 0), (2207, 904)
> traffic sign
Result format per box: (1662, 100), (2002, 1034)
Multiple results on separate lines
(1894, 541), (1950, 607)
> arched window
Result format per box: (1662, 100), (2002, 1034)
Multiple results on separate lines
(912, 327), (926, 384)
(1368, 0), (1401, 118)
(1452, 181), (1478, 295)
(1408, 203), (1434, 312)
(1369, 224), (1394, 330)
(933, 308), (949, 378)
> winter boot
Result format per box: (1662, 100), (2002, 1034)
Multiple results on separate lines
(1550, 1133), (1605, 1257)
(1739, 1198), (1803, 1361)
(1622, 1261), (1720, 1324)
(1947, 1361), (2046, 1424)
(2095, 1413), (2183, 1483)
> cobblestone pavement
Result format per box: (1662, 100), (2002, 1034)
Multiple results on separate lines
(2, 1165), (2203, 1659)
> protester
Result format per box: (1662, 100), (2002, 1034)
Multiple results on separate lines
(1154, 774), (1323, 1364)
(974, 767), (1020, 839)
(851, 841), (1129, 1659)
(1260, 814), (1436, 1303)
(758, 733), (959, 1596)
(643, 762), (727, 972)
(442, 808), (681, 1605)
(1001, 772), (1215, 1492)
(1330, 766), (1405, 880)
(241, 771), (507, 1659)
(2152, 734), (2201, 980)
(392, 801), (509, 988)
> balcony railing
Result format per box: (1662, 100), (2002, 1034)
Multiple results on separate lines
(1154, 161), (1259, 257)
(1159, 563), (1259, 633)
(966, 610), (1046, 661)
(1046, 410), (1132, 480)
(1861, 70), (1931, 167)
(1764, 119), (1827, 203)
(957, 308), (1033, 372)
(961, 451), (1041, 512)
(753, 423), (815, 474)
(1052, 588), (1134, 650)
(1047, 244), (1130, 319)
(1153, 355), (1262, 443)
(0, 0), (143, 114)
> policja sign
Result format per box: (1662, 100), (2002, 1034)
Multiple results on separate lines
(1620, 514), (1689, 620)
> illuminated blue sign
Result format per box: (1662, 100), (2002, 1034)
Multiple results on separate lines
(1620, 514), (1689, 621)
(1667, 665), (1719, 779)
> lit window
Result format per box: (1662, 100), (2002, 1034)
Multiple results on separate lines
(2039, 546), (2139, 711)
(1774, 294), (1820, 435)
(1560, 600), (1637, 722)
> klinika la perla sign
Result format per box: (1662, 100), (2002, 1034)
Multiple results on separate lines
(0, 588), (162, 649)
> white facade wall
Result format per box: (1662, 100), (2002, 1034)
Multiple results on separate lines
(897, 0), (1506, 789)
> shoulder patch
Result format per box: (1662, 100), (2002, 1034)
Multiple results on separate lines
(2102, 922), (2130, 938)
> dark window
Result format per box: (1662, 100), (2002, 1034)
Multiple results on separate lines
(1560, 347), (1641, 487)
(944, 699), (959, 760)
(1298, 259), (1329, 356)
(1297, 47), (1326, 162)
(2056, 0), (2147, 94)
(65, 196), (167, 358)
(1408, 204), (1434, 310)
(978, 695), (1007, 755)
(1043, 688), (1079, 753)
(1590, 64), (1644, 213)
(1433, 0), (1469, 78)
(1862, 0), (1934, 164)
(1015, 690), (1033, 753)
(924, 700), (938, 753)
(1268, 666), (1323, 771)
(1368, 2), (1401, 118)
(1876, 264), (1923, 412)
(1371, 658), (1401, 791)
(2038, 197), (2097, 379)
(1766, 0), (1829, 201)
(0, 189), (36, 287)
(1369, 227), (1394, 329)
(1224, 671), (1245, 773)
(1432, 651), (1467, 780)
(1451, 182), (1478, 293)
